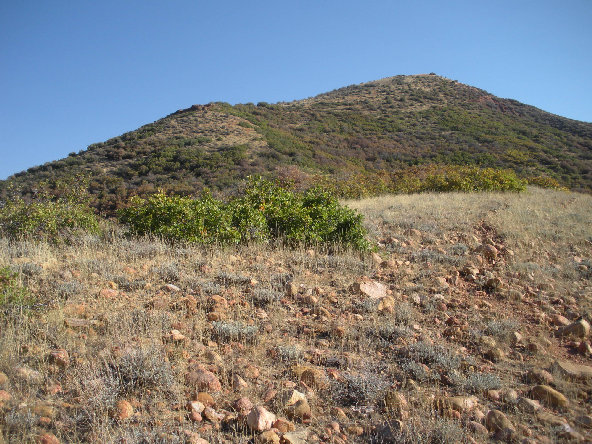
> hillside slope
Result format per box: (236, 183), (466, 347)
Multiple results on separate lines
(1, 188), (591, 442)
(2, 74), (591, 213)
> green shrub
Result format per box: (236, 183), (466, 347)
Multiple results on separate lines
(0, 176), (100, 241)
(118, 177), (370, 250)
(118, 190), (240, 244)
(234, 177), (369, 248)
(391, 165), (526, 193)
(0, 267), (36, 310)
(526, 175), (567, 190)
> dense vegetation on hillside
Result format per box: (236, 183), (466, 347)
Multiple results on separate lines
(1, 74), (590, 213)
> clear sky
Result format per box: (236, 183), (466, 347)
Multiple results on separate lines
(1, 0), (591, 180)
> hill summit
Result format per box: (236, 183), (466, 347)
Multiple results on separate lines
(2, 74), (591, 213)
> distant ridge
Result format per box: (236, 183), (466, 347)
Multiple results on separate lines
(2, 74), (591, 213)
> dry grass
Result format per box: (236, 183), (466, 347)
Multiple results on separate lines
(1, 187), (591, 443)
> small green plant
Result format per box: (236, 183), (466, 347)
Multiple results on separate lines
(0, 267), (35, 310)
(0, 175), (100, 241)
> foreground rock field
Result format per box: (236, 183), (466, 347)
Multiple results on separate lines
(1, 187), (591, 443)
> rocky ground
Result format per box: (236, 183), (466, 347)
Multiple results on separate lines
(1, 187), (591, 443)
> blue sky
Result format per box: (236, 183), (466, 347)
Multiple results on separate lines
(1, 0), (590, 180)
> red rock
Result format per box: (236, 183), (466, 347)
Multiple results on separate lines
(195, 392), (216, 407)
(99, 289), (118, 298)
(186, 370), (221, 392)
(352, 279), (387, 299)
(112, 400), (134, 421)
(233, 397), (253, 415)
(247, 406), (276, 431)
(190, 411), (203, 422)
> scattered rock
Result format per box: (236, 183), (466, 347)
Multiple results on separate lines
(536, 411), (568, 427)
(517, 397), (541, 413)
(36, 433), (60, 444)
(530, 385), (568, 408)
(485, 409), (514, 433)
(551, 360), (592, 380)
(300, 367), (328, 389)
(446, 396), (477, 414)
(244, 364), (260, 379)
(281, 430), (309, 444)
(186, 369), (222, 392)
(188, 400), (206, 414)
(526, 368), (554, 385)
(14, 365), (43, 384)
(49, 349), (70, 368)
(256, 430), (280, 444)
(550, 314), (571, 326)
(112, 400), (134, 421)
(279, 389), (307, 408)
(163, 283), (181, 292)
(232, 374), (248, 391)
(468, 421), (488, 435)
(479, 244), (498, 261)
(203, 406), (224, 422)
(99, 288), (118, 298)
(273, 417), (296, 433)
(371, 252), (383, 267)
(247, 406), (276, 432)
(556, 319), (590, 338)
(233, 397), (253, 416)
(351, 279), (387, 299)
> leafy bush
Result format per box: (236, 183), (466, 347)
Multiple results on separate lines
(118, 177), (370, 250)
(118, 190), (240, 244)
(307, 165), (526, 198)
(390, 165), (526, 193)
(526, 175), (568, 190)
(0, 176), (100, 241)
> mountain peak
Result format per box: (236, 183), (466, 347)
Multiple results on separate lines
(2, 75), (591, 213)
